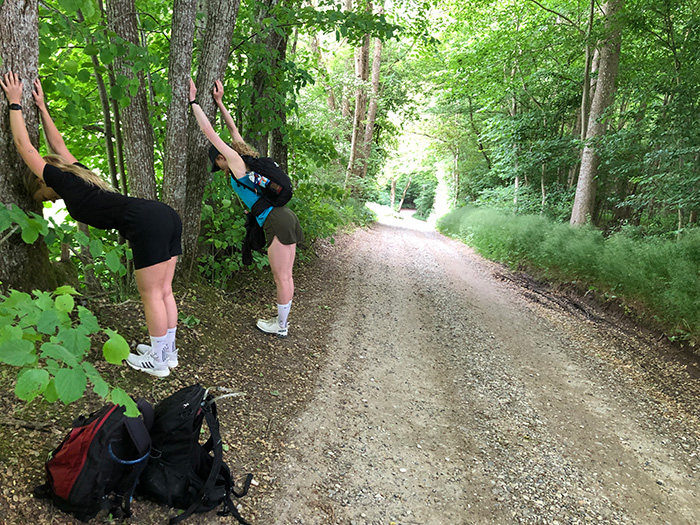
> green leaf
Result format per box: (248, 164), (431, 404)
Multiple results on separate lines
(0, 338), (36, 366)
(57, 326), (91, 357)
(64, 60), (79, 76)
(15, 369), (50, 402)
(44, 379), (59, 403)
(102, 330), (129, 364)
(77, 69), (92, 83)
(99, 46), (114, 65)
(83, 362), (109, 398)
(110, 388), (139, 417)
(37, 309), (61, 335)
(40, 342), (80, 368)
(55, 294), (75, 313)
(20, 223), (40, 244)
(55, 367), (87, 404)
(57, 0), (82, 13)
(105, 250), (123, 272)
(84, 43), (99, 56)
(78, 306), (100, 334)
(89, 238), (103, 258)
(74, 229), (89, 246)
(55, 285), (79, 295)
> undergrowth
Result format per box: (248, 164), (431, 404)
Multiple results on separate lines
(437, 206), (700, 344)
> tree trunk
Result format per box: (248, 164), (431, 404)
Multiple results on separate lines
(360, 11), (383, 179)
(0, 0), (57, 293)
(180, 0), (240, 279)
(344, 8), (371, 193)
(397, 175), (412, 212)
(106, 0), (157, 200)
(570, 0), (625, 226)
(163, 0), (197, 221)
(390, 178), (396, 210)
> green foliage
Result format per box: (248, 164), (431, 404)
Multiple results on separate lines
(198, 174), (266, 288)
(44, 216), (132, 299)
(438, 206), (700, 340)
(0, 286), (136, 414)
(0, 204), (49, 246)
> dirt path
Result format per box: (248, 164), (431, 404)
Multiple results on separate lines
(255, 208), (700, 524)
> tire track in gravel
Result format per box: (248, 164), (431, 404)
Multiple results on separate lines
(256, 210), (700, 524)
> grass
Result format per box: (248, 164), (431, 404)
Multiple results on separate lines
(437, 206), (700, 343)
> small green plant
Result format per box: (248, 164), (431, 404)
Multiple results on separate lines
(0, 285), (137, 414)
(179, 313), (201, 328)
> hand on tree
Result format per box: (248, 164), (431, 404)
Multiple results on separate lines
(212, 80), (224, 104)
(0, 71), (23, 105)
(189, 78), (197, 103)
(32, 78), (46, 110)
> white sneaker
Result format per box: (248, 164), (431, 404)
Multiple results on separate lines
(136, 343), (178, 368)
(256, 317), (288, 337)
(126, 351), (170, 377)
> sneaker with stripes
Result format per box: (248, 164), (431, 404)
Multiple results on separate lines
(136, 343), (178, 368)
(126, 351), (170, 377)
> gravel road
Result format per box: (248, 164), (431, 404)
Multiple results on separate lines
(255, 207), (700, 524)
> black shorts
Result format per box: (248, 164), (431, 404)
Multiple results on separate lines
(122, 200), (183, 270)
(262, 206), (303, 247)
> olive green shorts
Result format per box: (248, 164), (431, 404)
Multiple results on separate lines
(263, 206), (304, 247)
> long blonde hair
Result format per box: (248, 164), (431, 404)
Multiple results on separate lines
(43, 155), (116, 192)
(230, 141), (259, 158)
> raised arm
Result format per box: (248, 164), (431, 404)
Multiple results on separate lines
(212, 80), (244, 143)
(189, 78), (246, 179)
(0, 72), (47, 178)
(33, 78), (78, 164)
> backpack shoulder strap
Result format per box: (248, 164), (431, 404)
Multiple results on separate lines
(112, 403), (153, 518)
(169, 401), (225, 525)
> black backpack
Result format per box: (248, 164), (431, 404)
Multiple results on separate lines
(239, 154), (293, 216)
(137, 384), (253, 525)
(35, 400), (153, 522)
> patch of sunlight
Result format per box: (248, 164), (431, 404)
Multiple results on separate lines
(365, 202), (436, 233)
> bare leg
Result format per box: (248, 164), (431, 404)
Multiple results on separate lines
(135, 256), (178, 337)
(267, 237), (296, 304)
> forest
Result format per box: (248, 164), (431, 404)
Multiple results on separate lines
(1, 0), (699, 409)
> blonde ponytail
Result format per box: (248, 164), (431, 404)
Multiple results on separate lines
(43, 155), (116, 193)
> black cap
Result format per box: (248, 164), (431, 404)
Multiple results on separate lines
(209, 145), (221, 172)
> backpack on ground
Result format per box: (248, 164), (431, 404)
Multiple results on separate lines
(137, 384), (253, 525)
(238, 154), (293, 216)
(35, 399), (153, 522)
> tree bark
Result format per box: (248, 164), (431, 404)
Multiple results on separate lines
(0, 0), (58, 292)
(570, 0), (625, 226)
(344, 4), (371, 193)
(360, 23), (383, 179)
(180, 0), (240, 279)
(163, 0), (197, 221)
(106, 0), (157, 200)
(397, 175), (412, 212)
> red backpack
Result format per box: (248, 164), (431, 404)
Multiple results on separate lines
(35, 400), (153, 521)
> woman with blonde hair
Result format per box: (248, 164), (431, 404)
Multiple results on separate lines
(190, 78), (303, 337)
(2, 71), (181, 378)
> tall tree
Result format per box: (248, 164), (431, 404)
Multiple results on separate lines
(360, 7), (383, 179)
(0, 0), (57, 292)
(106, 0), (157, 200)
(571, 0), (625, 225)
(162, 0), (197, 220)
(180, 0), (240, 278)
(344, 0), (372, 192)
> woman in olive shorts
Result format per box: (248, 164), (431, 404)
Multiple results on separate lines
(190, 78), (303, 337)
(2, 71), (180, 378)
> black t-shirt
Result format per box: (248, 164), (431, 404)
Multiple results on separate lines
(43, 163), (132, 232)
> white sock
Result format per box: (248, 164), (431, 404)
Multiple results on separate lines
(166, 327), (177, 355)
(149, 334), (168, 363)
(277, 301), (292, 328)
